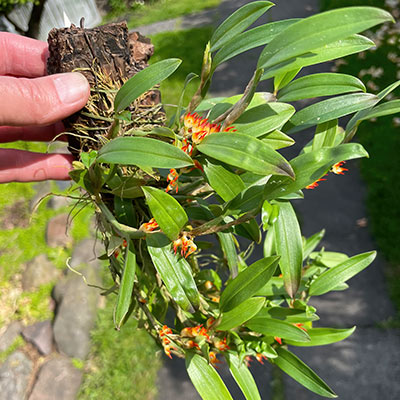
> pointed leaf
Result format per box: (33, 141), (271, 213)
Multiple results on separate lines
(197, 132), (295, 178)
(217, 232), (239, 279)
(114, 242), (136, 330)
(114, 58), (181, 112)
(285, 327), (356, 347)
(203, 159), (245, 202)
(186, 353), (233, 400)
(278, 73), (365, 102)
(288, 93), (379, 133)
(348, 99), (400, 126)
(256, 307), (319, 323)
(142, 186), (188, 241)
(347, 80), (400, 131)
(226, 353), (261, 400)
(97, 137), (194, 169)
(274, 348), (337, 398)
(213, 19), (299, 67)
(210, 1), (274, 52)
(258, 7), (393, 69)
(147, 233), (199, 311)
(274, 201), (303, 298)
(261, 130), (295, 150)
(220, 256), (280, 312)
(309, 251), (376, 296)
(262, 34), (375, 80)
(303, 229), (325, 260)
(246, 315), (310, 342)
(217, 297), (265, 331)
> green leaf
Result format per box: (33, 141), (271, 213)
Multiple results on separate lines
(309, 251), (349, 268)
(210, 1), (274, 52)
(261, 34), (375, 80)
(114, 196), (137, 228)
(347, 80), (400, 132)
(213, 19), (299, 67)
(114, 242), (136, 330)
(309, 251), (376, 296)
(114, 58), (181, 112)
(274, 201), (303, 298)
(261, 200), (280, 230)
(220, 256), (279, 312)
(256, 276), (287, 297)
(274, 69), (301, 92)
(142, 186), (188, 241)
(348, 99), (400, 128)
(303, 229), (325, 260)
(226, 353), (261, 400)
(312, 120), (339, 151)
(285, 327), (356, 347)
(217, 297), (265, 331)
(246, 315), (310, 342)
(288, 93), (379, 133)
(264, 143), (369, 200)
(258, 7), (393, 69)
(217, 232), (239, 279)
(186, 353), (233, 400)
(224, 184), (266, 216)
(261, 130), (295, 150)
(278, 73), (365, 102)
(147, 233), (199, 311)
(97, 137), (193, 169)
(234, 103), (296, 138)
(106, 175), (144, 199)
(274, 348), (337, 398)
(203, 159), (245, 202)
(235, 218), (262, 244)
(256, 307), (319, 323)
(197, 132), (295, 178)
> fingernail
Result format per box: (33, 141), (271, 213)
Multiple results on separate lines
(53, 73), (89, 105)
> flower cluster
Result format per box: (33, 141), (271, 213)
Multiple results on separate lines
(173, 234), (197, 258)
(159, 325), (176, 359)
(183, 112), (236, 145)
(139, 218), (159, 232)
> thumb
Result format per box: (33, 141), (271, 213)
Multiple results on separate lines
(0, 72), (90, 126)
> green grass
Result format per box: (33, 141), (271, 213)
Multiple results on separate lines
(319, 1), (400, 311)
(105, 0), (221, 28)
(149, 27), (213, 118)
(78, 294), (160, 400)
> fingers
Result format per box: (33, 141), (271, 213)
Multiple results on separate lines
(0, 32), (48, 77)
(0, 72), (90, 126)
(0, 122), (66, 143)
(0, 149), (73, 183)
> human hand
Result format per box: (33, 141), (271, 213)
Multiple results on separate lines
(0, 32), (90, 183)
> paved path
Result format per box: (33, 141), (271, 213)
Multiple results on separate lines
(142, 1), (400, 399)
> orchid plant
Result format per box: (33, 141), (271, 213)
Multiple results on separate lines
(67, 2), (400, 399)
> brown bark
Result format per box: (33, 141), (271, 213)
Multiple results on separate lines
(47, 21), (163, 157)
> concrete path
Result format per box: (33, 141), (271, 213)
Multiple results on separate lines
(143, 1), (400, 399)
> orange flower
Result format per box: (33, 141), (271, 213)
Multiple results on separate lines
(164, 345), (176, 359)
(256, 353), (268, 365)
(166, 168), (179, 193)
(214, 337), (230, 351)
(331, 161), (348, 175)
(180, 327), (194, 338)
(274, 336), (282, 345)
(192, 324), (210, 340)
(244, 356), (253, 367)
(173, 235), (197, 258)
(140, 218), (159, 232)
(183, 112), (236, 145)
(181, 138), (193, 156)
(159, 325), (173, 337)
(294, 323), (307, 332)
(206, 317), (216, 329)
(305, 177), (327, 190)
(209, 351), (221, 366)
(185, 339), (200, 349)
